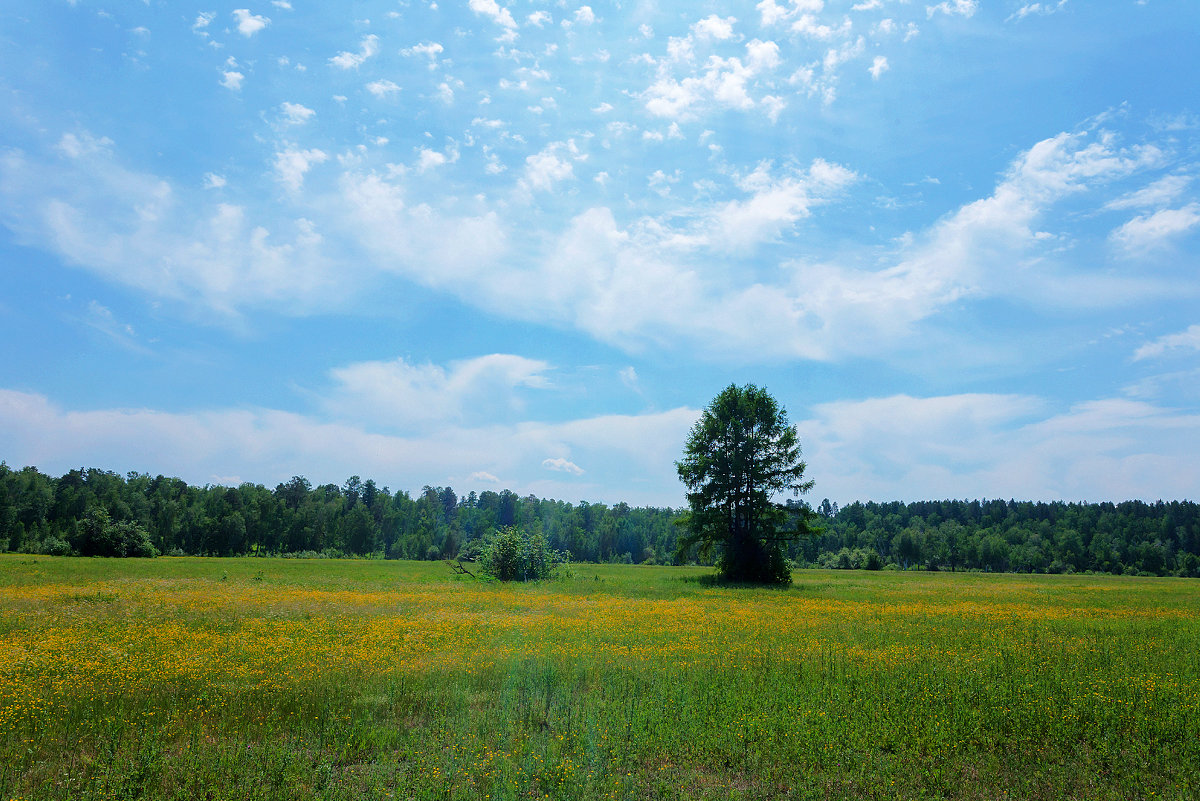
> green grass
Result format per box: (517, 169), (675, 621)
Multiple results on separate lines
(1, 555), (1197, 799)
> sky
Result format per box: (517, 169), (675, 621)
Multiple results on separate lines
(0, 0), (1198, 507)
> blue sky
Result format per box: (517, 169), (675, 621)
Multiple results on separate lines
(1, 0), (1198, 506)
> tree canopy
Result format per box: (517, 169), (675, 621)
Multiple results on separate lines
(675, 384), (817, 584)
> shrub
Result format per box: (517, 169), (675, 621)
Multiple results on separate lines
(77, 509), (157, 558)
(480, 526), (569, 581)
(36, 536), (72, 556)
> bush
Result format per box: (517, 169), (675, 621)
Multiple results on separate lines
(817, 546), (883, 571)
(77, 509), (157, 558)
(480, 526), (569, 582)
(38, 536), (72, 557)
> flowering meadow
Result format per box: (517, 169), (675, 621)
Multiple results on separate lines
(1, 556), (1197, 800)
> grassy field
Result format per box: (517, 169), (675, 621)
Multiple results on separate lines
(1, 556), (1198, 800)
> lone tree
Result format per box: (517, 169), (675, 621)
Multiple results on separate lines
(676, 384), (817, 584)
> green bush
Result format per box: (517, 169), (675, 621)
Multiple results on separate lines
(76, 509), (157, 558)
(479, 526), (569, 581)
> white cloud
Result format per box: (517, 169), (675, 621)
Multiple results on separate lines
(220, 71), (244, 90)
(521, 148), (575, 192)
(416, 147), (458, 172)
(692, 15), (737, 40)
(273, 146), (328, 191)
(0, 136), (336, 315)
(324, 353), (551, 430)
(869, 55), (889, 79)
(574, 6), (596, 25)
(330, 35), (380, 70)
(3, 120), (1180, 365)
(757, 0), (825, 26)
(1008, 1), (1068, 22)
(337, 170), (509, 290)
(703, 158), (858, 250)
(543, 457), (584, 475)
(468, 0), (517, 30)
(0, 388), (698, 505)
(192, 12), (216, 31)
(7, 384), (1192, 505)
(1133, 325), (1200, 361)
(271, 0), (292, 8)
(792, 14), (852, 40)
(366, 79), (401, 97)
(82, 300), (142, 350)
(232, 9), (270, 37)
(401, 41), (444, 66)
(642, 39), (784, 120)
(203, 172), (227, 189)
(1110, 203), (1200, 255)
(800, 393), (1200, 502)
(279, 102), (315, 125)
(1105, 174), (1191, 210)
(527, 11), (552, 26)
(927, 0), (977, 18)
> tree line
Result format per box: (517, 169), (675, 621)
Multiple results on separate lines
(1, 462), (1197, 576)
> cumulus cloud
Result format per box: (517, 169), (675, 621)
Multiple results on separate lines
(336, 170), (509, 288)
(792, 14), (852, 40)
(324, 353), (551, 430)
(220, 71), (244, 90)
(692, 15), (737, 40)
(1110, 204), (1200, 255)
(702, 158), (858, 250)
(401, 41), (444, 66)
(1105, 174), (1191, 211)
(416, 147), (456, 172)
(521, 148), (575, 192)
(1133, 325), (1200, 361)
(366, 79), (401, 97)
(0, 134), (336, 315)
(757, 0), (826, 27)
(469, 0), (517, 30)
(927, 0), (978, 18)
(869, 55), (889, 79)
(232, 9), (270, 36)
(542, 457), (584, 475)
(273, 146), (328, 191)
(2, 117), (1182, 365)
(642, 39), (784, 120)
(5, 385), (1194, 504)
(0, 381), (699, 506)
(800, 392), (1200, 502)
(279, 102), (315, 125)
(330, 34), (379, 69)
(1008, 1), (1068, 22)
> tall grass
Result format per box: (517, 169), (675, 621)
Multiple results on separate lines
(1, 555), (1197, 799)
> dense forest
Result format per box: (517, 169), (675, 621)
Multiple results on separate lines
(1, 462), (1197, 577)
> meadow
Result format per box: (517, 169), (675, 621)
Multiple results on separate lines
(1, 556), (1197, 800)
